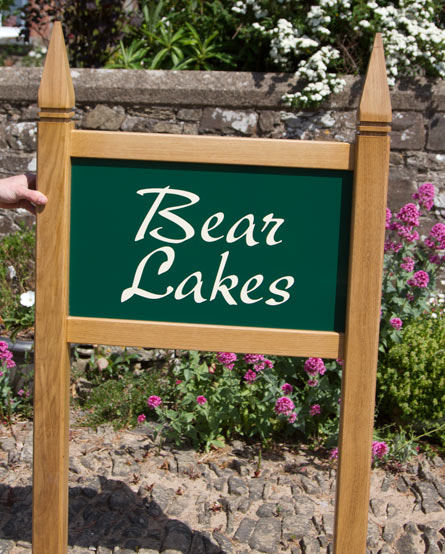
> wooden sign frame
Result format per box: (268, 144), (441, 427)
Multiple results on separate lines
(33, 23), (391, 554)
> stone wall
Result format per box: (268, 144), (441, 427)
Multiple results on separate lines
(0, 67), (444, 237)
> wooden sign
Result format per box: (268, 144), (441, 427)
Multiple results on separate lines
(70, 159), (353, 332)
(33, 23), (391, 554)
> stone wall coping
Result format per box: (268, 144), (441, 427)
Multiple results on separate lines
(0, 67), (443, 112)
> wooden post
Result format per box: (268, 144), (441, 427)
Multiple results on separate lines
(334, 34), (391, 553)
(33, 22), (74, 554)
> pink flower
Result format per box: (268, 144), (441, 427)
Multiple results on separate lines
(412, 183), (434, 210)
(281, 383), (293, 395)
(390, 318), (403, 331)
(175, 379), (182, 385)
(426, 223), (445, 251)
(96, 357), (109, 371)
(330, 447), (338, 460)
(254, 358), (274, 371)
(216, 352), (237, 370)
(309, 404), (321, 416)
(0, 341), (15, 369)
(17, 389), (24, 397)
(307, 379), (319, 387)
(397, 203), (420, 227)
(244, 354), (264, 365)
(384, 240), (403, 252)
(147, 395), (162, 409)
(430, 254), (444, 265)
(372, 441), (388, 460)
(394, 223), (419, 243)
(336, 359), (344, 366)
(288, 412), (297, 423)
(244, 369), (257, 382)
(400, 257), (415, 272)
(407, 270), (429, 288)
(137, 414), (146, 423)
(196, 395), (207, 405)
(274, 396), (295, 416)
(304, 357), (326, 376)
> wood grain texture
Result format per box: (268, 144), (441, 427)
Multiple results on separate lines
(67, 317), (344, 359)
(334, 33), (391, 554)
(38, 22), (74, 111)
(33, 21), (73, 554)
(358, 34), (392, 125)
(70, 130), (355, 170)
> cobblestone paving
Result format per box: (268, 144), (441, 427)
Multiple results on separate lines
(0, 417), (444, 554)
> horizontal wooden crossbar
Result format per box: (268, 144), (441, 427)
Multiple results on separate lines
(70, 130), (355, 170)
(66, 316), (344, 359)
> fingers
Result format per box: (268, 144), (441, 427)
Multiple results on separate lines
(0, 174), (48, 214)
(18, 185), (48, 207)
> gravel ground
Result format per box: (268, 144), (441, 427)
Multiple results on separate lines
(0, 414), (444, 554)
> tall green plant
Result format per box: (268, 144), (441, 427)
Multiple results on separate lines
(0, 224), (36, 339)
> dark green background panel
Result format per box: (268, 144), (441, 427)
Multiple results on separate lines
(69, 158), (352, 332)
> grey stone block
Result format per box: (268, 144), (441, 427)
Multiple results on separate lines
(391, 111), (425, 150)
(428, 114), (445, 151)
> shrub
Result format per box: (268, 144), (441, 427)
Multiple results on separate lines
(233, 0), (445, 106)
(0, 340), (33, 422)
(379, 183), (444, 355)
(377, 315), (445, 441)
(21, 0), (128, 68)
(141, 351), (343, 451)
(107, 0), (445, 107)
(0, 224), (36, 339)
(77, 368), (167, 429)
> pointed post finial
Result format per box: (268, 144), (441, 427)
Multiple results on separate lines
(38, 21), (74, 113)
(358, 33), (392, 131)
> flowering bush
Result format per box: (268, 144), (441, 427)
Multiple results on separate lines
(0, 341), (25, 421)
(138, 351), (343, 451)
(233, 0), (445, 106)
(380, 183), (444, 353)
(101, 1), (445, 105)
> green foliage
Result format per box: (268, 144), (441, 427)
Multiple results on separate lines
(379, 184), (444, 356)
(0, 224), (36, 339)
(107, 2), (236, 70)
(78, 368), (167, 429)
(0, 343), (33, 422)
(377, 316), (445, 444)
(144, 351), (342, 452)
(83, 345), (140, 384)
(0, 0), (15, 16)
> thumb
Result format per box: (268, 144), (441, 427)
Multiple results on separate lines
(18, 187), (48, 206)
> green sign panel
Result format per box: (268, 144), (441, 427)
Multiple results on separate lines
(69, 158), (352, 332)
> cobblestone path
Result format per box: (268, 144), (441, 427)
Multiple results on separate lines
(0, 417), (444, 553)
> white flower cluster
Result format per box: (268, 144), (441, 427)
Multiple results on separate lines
(284, 47), (346, 106)
(233, 0), (445, 107)
(268, 19), (318, 69)
(232, 0), (268, 19)
(369, 0), (445, 85)
(428, 292), (444, 319)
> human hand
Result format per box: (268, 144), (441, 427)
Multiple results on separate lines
(0, 174), (48, 214)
